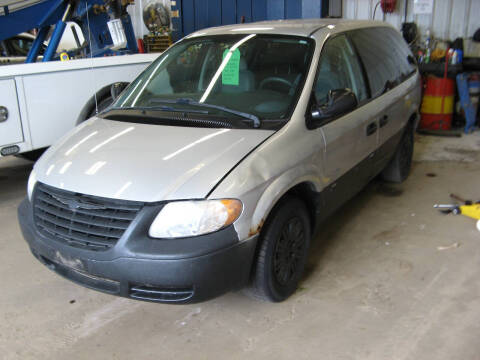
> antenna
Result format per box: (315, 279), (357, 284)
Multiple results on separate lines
(85, 0), (98, 115)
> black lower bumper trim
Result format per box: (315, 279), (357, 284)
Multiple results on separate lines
(33, 250), (120, 294)
(19, 198), (258, 303)
(130, 285), (194, 302)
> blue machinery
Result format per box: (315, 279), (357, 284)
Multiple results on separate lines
(170, 0), (330, 41)
(2, 0), (333, 61)
(0, 0), (138, 62)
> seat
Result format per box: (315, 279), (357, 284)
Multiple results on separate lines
(222, 58), (255, 93)
(315, 54), (341, 104)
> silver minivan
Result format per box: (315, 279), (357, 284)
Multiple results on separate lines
(18, 19), (421, 303)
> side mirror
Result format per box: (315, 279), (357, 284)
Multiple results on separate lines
(110, 82), (129, 101)
(310, 89), (358, 127)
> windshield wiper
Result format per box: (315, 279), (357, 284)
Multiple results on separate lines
(110, 105), (209, 114)
(148, 98), (261, 128)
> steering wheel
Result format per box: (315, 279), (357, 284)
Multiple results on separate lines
(259, 77), (294, 93)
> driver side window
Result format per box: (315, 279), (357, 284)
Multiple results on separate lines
(314, 35), (367, 105)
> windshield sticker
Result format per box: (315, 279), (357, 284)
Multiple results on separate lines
(222, 48), (240, 86)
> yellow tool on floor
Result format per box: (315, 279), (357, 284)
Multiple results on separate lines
(434, 194), (480, 231)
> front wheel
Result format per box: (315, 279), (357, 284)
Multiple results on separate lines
(247, 196), (311, 302)
(381, 123), (414, 183)
(87, 96), (113, 119)
(16, 148), (47, 162)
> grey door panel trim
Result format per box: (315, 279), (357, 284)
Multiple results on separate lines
(316, 124), (405, 223)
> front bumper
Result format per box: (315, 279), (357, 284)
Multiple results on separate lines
(18, 198), (258, 303)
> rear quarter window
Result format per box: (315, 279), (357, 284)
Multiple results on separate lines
(350, 27), (416, 98)
(385, 28), (417, 79)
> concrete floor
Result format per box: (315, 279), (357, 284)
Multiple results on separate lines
(1, 134), (480, 360)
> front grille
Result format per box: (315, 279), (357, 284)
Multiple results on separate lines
(33, 183), (143, 251)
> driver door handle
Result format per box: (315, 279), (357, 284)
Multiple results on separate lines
(366, 122), (377, 136)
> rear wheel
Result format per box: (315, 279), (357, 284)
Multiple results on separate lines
(247, 196), (311, 302)
(381, 123), (414, 183)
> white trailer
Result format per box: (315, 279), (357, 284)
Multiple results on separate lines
(0, 53), (158, 159)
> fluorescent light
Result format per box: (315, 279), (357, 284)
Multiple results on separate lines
(114, 181), (132, 197)
(131, 54), (169, 106)
(59, 161), (72, 174)
(85, 161), (107, 175)
(199, 34), (256, 103)
(46, 164), (55, 176)
(187, 32), (207, 37)
(65, 131), (98, 156)
(230, 27), (273, 31)
(163, 129), (230, 160)
(89, 127), (134, 153)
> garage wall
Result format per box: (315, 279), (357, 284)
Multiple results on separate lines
(129, 0), (480, 44)
(169, 0), (331, 40)
(342, 0), (480, 41)
(130, 0), (332, 40)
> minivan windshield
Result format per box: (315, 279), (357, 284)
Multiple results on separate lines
(111, 34), (314, 127)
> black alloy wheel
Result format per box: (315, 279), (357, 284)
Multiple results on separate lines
(246, 196), (311, 302)
(273, 217), (306, 287)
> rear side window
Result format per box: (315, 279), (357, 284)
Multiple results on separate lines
(314, 34), (367, 105)
(350, 27), (416, 98)
(385, 28), (417, 79)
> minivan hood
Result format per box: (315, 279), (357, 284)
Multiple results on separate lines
(35, 118), (273, 202)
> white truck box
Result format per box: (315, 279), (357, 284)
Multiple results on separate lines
(0, 53), (158, 157)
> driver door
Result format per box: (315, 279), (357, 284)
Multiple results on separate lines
(313, 34), (376, 211)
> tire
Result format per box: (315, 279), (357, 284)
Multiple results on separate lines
(87, 96), (113, 119)
(247, 196), (311, 302)
(381, 123), (414, 183)
(16, 148), (46, 162)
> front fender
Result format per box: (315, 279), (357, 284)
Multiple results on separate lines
(211, 160), (324, 241)
(248, 166), (322, 238)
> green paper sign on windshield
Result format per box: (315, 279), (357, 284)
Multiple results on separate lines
(222, 48), (240, 86)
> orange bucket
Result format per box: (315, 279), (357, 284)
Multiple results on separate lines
(420, 76), (455, 130)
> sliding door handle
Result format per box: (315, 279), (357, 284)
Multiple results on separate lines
(366, 122), (377, 136)
(379, 115), (389, 128)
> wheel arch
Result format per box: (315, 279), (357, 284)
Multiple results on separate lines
(280, 182), (318, 232)
(408, 111), (418, 130)
(249, 176), (321, 239)
(246, 179), (319, 287)
(75, 83), (113, 125)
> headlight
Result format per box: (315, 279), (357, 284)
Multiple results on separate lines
(27, 169), (37, 202)
(149, 199), (243, 238)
